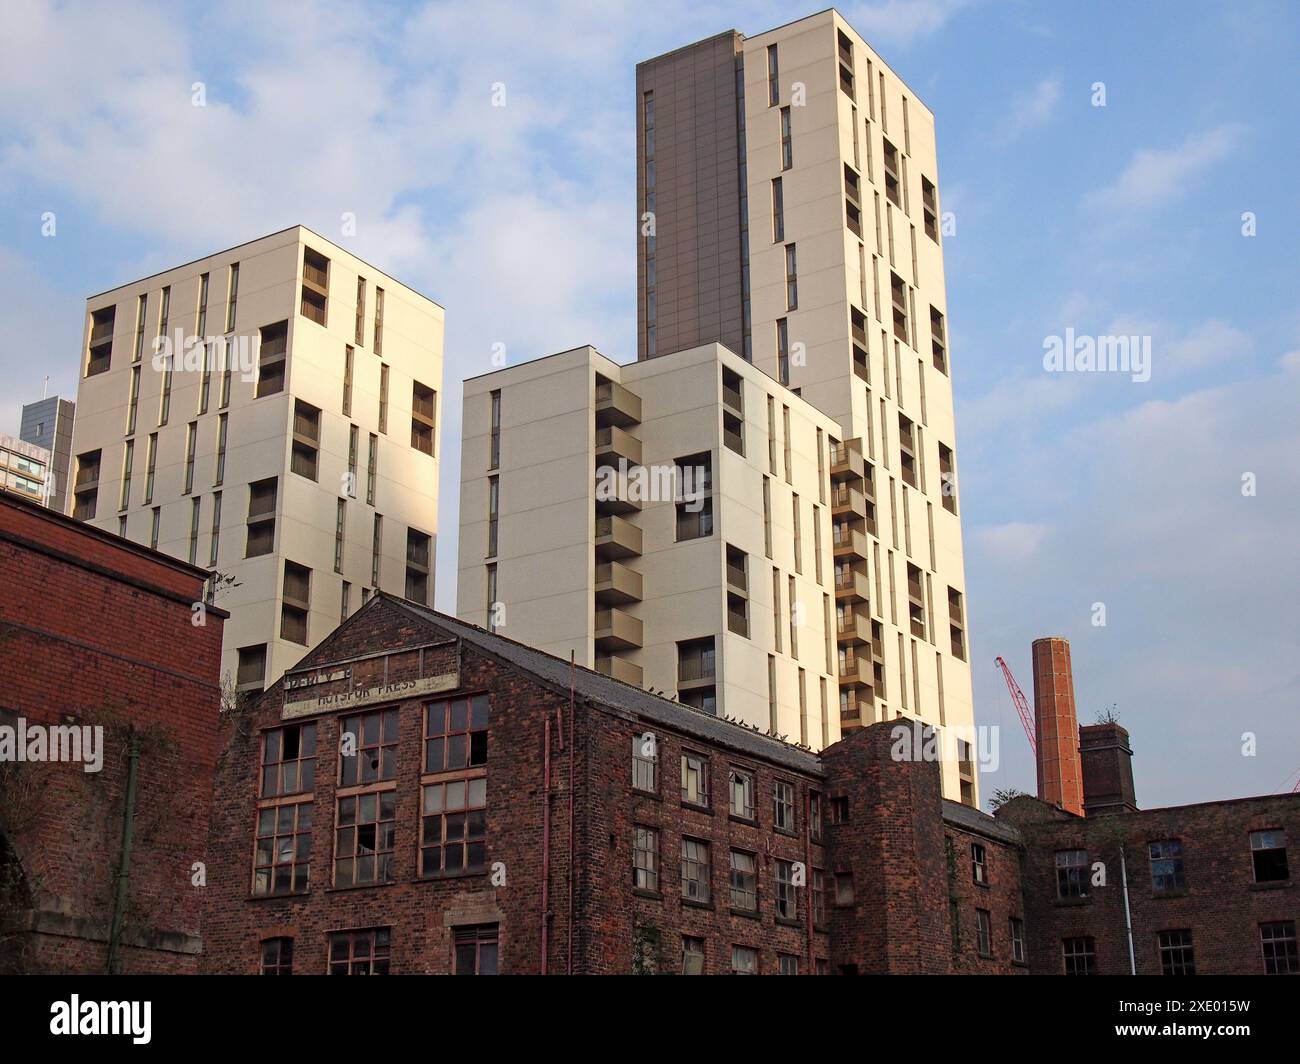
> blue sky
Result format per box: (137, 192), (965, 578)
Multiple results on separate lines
(1, 0), (1296, 809)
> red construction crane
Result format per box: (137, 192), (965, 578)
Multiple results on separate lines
(994, 656), (1037, 757)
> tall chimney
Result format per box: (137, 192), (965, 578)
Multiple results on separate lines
(1031, 637), (1084, 816)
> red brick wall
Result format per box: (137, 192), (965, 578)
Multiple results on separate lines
(999, 793), (1300, 975)
(0, 494), (223, 974)
(944, 825), (1027, 974)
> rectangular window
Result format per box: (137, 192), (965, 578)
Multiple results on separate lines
(681, 752), (709, 808)
(1157, 929), (1196, 975)
(126, 364), (141, 435)
(334, 498), (346, 574)
(454, 925), (498, 975)
(261, 723), (318, 797)
(367, 433), (378, 505)
(766, 44), (779, 106)
(187, 497), (201, 564)
(975, 909), (992, 958)
(354, 276), (366, 346)
(780, 106), (792, 169)
(118, 440), (133, 511)
(485, 563), (497, 632)
(253, 802), (313, 896)
(1057, 849), (1089, 899)
(775, 860), (797, 920)
(373, 287), (385, 355)
(347, 425), (359, 497)
(260, 938), (293, 975)
(339, 710), (399, 790)
(301, 247), (328, 325)
(971, 841), (987, 885)
(343, 345), (354, 416)
(198, 341), (212, 414)
(215, 412), (228, 486)
(412, 381), (436, 456)
(86, 305), (115, 376)
(237, 644), (266, 689)
(371, 513), (383, 588)
(731, 945), (757, 975)
(340, 580), (351, 623)
(378, 363), (390, 434)
(245, 476), (277, 557)
(72, 449), (102, 520)
(680, 837), (711, 903)
(771, 177), (784, 242)
(149, 506), (161, 549)
(1063, 936), (1095, 975)
(729, 850), (757, 911)
(776, 318), (789, 386)
(256, 320), (287, 397)
(225, 263), (239, 332)
(425, 695), (489, 773)
(812, 868), (826, 924)
(922, 176), (939, 242)
(328, 928), (390, 976)
(773, 780), (796, 833)
(132, 293), (147, 363)
(938, 442), (958, 514)
(420, 776), (486, 877)
(489, 389), (502, 469)
(208, 490), (222, 566)
(280, 560), (310, 645)
(729, 769), (755, 820)
(1251, 829), (1289, 882)
(883, 138), (902, 208)
(633, 826), (659, 892)
(785, 244), (798, 310)
(1149, 839), (1185, 893)
(219, 338), (232, 408)
(1261, 921), (1298, 975)
(487, 474), (499, 555)
(1010, 917), (1026, 964)
(930, 305), (947, 374)
(405, 527), (431, 604)
(158, 352), (172, 426)
(196, 271), (210, 335)
(632, 734), (657, 793)
(682, 937), (705, 976)
(834, 871), (854, 905)
(183, 421), (197, 493)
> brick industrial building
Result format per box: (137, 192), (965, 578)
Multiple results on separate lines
(0, 491), (226, 973)
(202, 595), (1298, 975)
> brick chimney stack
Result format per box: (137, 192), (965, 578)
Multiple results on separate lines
(1031, 637), (1084, 816)
(1080, 722), (1138, 816)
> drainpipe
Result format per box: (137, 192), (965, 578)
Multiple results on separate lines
(540, 715), (552, 975)
(567, 657), (575, 976)
(1119, 844), (1137, 975)
(106, 731), (140, 975)
(804, 789), (814, 974)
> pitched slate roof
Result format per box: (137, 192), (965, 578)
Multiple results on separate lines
(383, 594), (824, 776)
(942, 798), (1022, 846)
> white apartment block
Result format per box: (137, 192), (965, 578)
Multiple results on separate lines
(0, 434), (54, 506)
(637, 10), (976, 801)
(68, 226), (444, 690)
(457, 342), (844, 749)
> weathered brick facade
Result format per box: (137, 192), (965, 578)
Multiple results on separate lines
(0, 491), (225, 973)
(200, 592), (1300, 975)
(999, 793), (1299, 975)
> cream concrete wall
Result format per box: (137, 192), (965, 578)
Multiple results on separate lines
(740, 11), (976, 800)
(456, 341), (840, 749)
(69, 226), (443, 689)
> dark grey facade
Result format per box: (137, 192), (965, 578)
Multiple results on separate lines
(20, 396), (75, 513)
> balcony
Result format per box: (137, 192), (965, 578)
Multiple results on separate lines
(594, 560), (643, 605)
(594, 467), (643, 515)
(595, 514), (642, 559)
(832, 527), (868, 560)
(829, 439), (865, 481)
(834, 567), (870, 602)
(722, 383), (743, 413)
(677, 657), (716, 690)
(831, 483), (867, 521)
(595, 425), (642, 467)
(595, 381), (641, 428)
(595, 654), (643, 686)
(726, 563), (747, 594)
(838, 651), (865, 684)
(302, 255), (329, 294)
(837, 611), (870, 645)
(595, 607), (643, 651)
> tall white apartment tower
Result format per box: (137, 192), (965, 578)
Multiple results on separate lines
(68, 226), (444, 690)
(637, 11), (977, 801)
(458, 342), (844, 750)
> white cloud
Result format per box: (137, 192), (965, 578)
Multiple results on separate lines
(998, 75), (1061, 143)
(842, 0), (974, 47)
(1087, 123), (1246, 211)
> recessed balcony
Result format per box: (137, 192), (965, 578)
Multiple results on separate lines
(595, 654), (643, 686)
